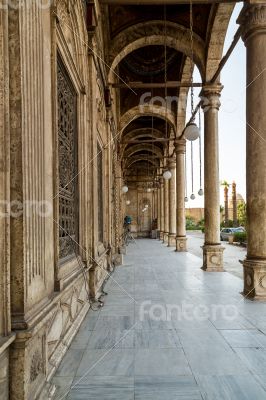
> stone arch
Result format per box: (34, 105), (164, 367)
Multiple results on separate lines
(121, 128), (165, 153)
(119, 105), (176, 136)
(205, 3), (236, 81)
(125, 155), (160, 170)
(123, 144), (163, 160)
(108, 20), (206, 81)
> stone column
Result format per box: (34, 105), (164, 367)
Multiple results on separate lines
(238, 3), (266, 299)
(159, 178), (164, 240)
(113, 154), (123, 265)
(157, 187), (161, 237)
(163, 178), (169, 243)
(175, 140), (187, 251)
(168, 159), (177, 246)
(201, 84), (224, 271)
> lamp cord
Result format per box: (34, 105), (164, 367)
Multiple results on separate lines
(189, 0), (195, 118)
(191, 141), (194, 195)
(199, 109), (202, 189)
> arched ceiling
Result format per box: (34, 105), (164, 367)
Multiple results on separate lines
(102, 2), (236, 187)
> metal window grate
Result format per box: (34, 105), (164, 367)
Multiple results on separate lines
(57, 57), (79, 260)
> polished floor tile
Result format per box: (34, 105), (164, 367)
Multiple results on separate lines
(196, 374), (266, 400)
(76, 349), (134, 377)
(135, 376), (202, 400)
(220, 329), (266, 348)
(68, 377), (134, 400)
(134, 348), (192, 376)
(51, 239), (266, 399)
(134, 329), (181, 348)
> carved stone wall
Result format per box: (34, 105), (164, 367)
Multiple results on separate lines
(4, 1), (110, 399)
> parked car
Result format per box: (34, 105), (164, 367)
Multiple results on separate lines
(220, 227), (245, 241)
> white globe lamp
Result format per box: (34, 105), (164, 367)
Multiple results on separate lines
(163, 170), (172, 180)
(183, 122), (200, 141)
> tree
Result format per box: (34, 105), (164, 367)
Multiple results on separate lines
(220, 180), (231, 225)
(237, 202), (247, 227)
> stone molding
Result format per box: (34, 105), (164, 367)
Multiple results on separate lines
(174, 139), (186, 155)
(201, 84), (223, 111)
(238, 4), (266, 42)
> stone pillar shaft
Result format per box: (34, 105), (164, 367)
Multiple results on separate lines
(157, 188), (161, 233)
(202, 85), (224, 271)
(175, 140), (187, 251)
(159, 179), (164, 240)
(163, 178), (169, 243)
(168, 159), (176, 246)
(238, 3), (266, 299)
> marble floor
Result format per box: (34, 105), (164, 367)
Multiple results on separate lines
(51, 239), (266, 400)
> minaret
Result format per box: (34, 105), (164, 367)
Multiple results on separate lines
(232, 181), (237, 227)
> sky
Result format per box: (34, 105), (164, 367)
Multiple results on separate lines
(185, 3), (246, 209)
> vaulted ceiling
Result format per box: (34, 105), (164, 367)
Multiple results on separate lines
(102, 1), (236, 187)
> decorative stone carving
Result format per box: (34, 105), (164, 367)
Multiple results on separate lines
(243, 259), (266, 300)
(238, 4), (266, 42)
(176, 237), (187, 252)
(202, 245), (225, 272)
(30, 351), (43, 383)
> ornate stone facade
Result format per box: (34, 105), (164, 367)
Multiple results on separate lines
(0, 1), (251, 398)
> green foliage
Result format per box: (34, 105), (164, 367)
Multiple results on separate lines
(237, 202), (247, 227)
(186, 216), (204, 231)
(220, 180), (230, 188)
(233, 231), (247, 243)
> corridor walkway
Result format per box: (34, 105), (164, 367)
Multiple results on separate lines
(52, 240), (266, 399)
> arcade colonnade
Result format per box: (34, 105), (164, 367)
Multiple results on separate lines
(0, 1), (266, 399)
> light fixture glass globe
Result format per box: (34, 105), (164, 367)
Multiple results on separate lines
(147, 188), (151, 193)
(145, 204), (149, 208)
(122, 185), (128, 193)
(190, 193), (196, 200)
(184, 197), (189, 202)
(126, 200), (131, 205)
(163, 170), (172, 180)
(183, 122), (200, 141)
(198, 188), (204, 196)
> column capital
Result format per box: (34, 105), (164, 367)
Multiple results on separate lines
(238, 3), (266, 43)
(168, 157), (176, 170)
(174, 139), (186, 155)
(200, 84), (223, 111)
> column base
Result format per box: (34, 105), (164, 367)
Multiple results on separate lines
(201, 244), (225, 272)
(176, 236), (187, 252)
(242, 258), (266, 300)
(168, 234), (176, 247)
(159, 231), (164, 241)
(163, 232), (169, 243)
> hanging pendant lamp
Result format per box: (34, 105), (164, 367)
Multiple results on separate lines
(184, 0), (200, 142)
(163, 170), (172, 180)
